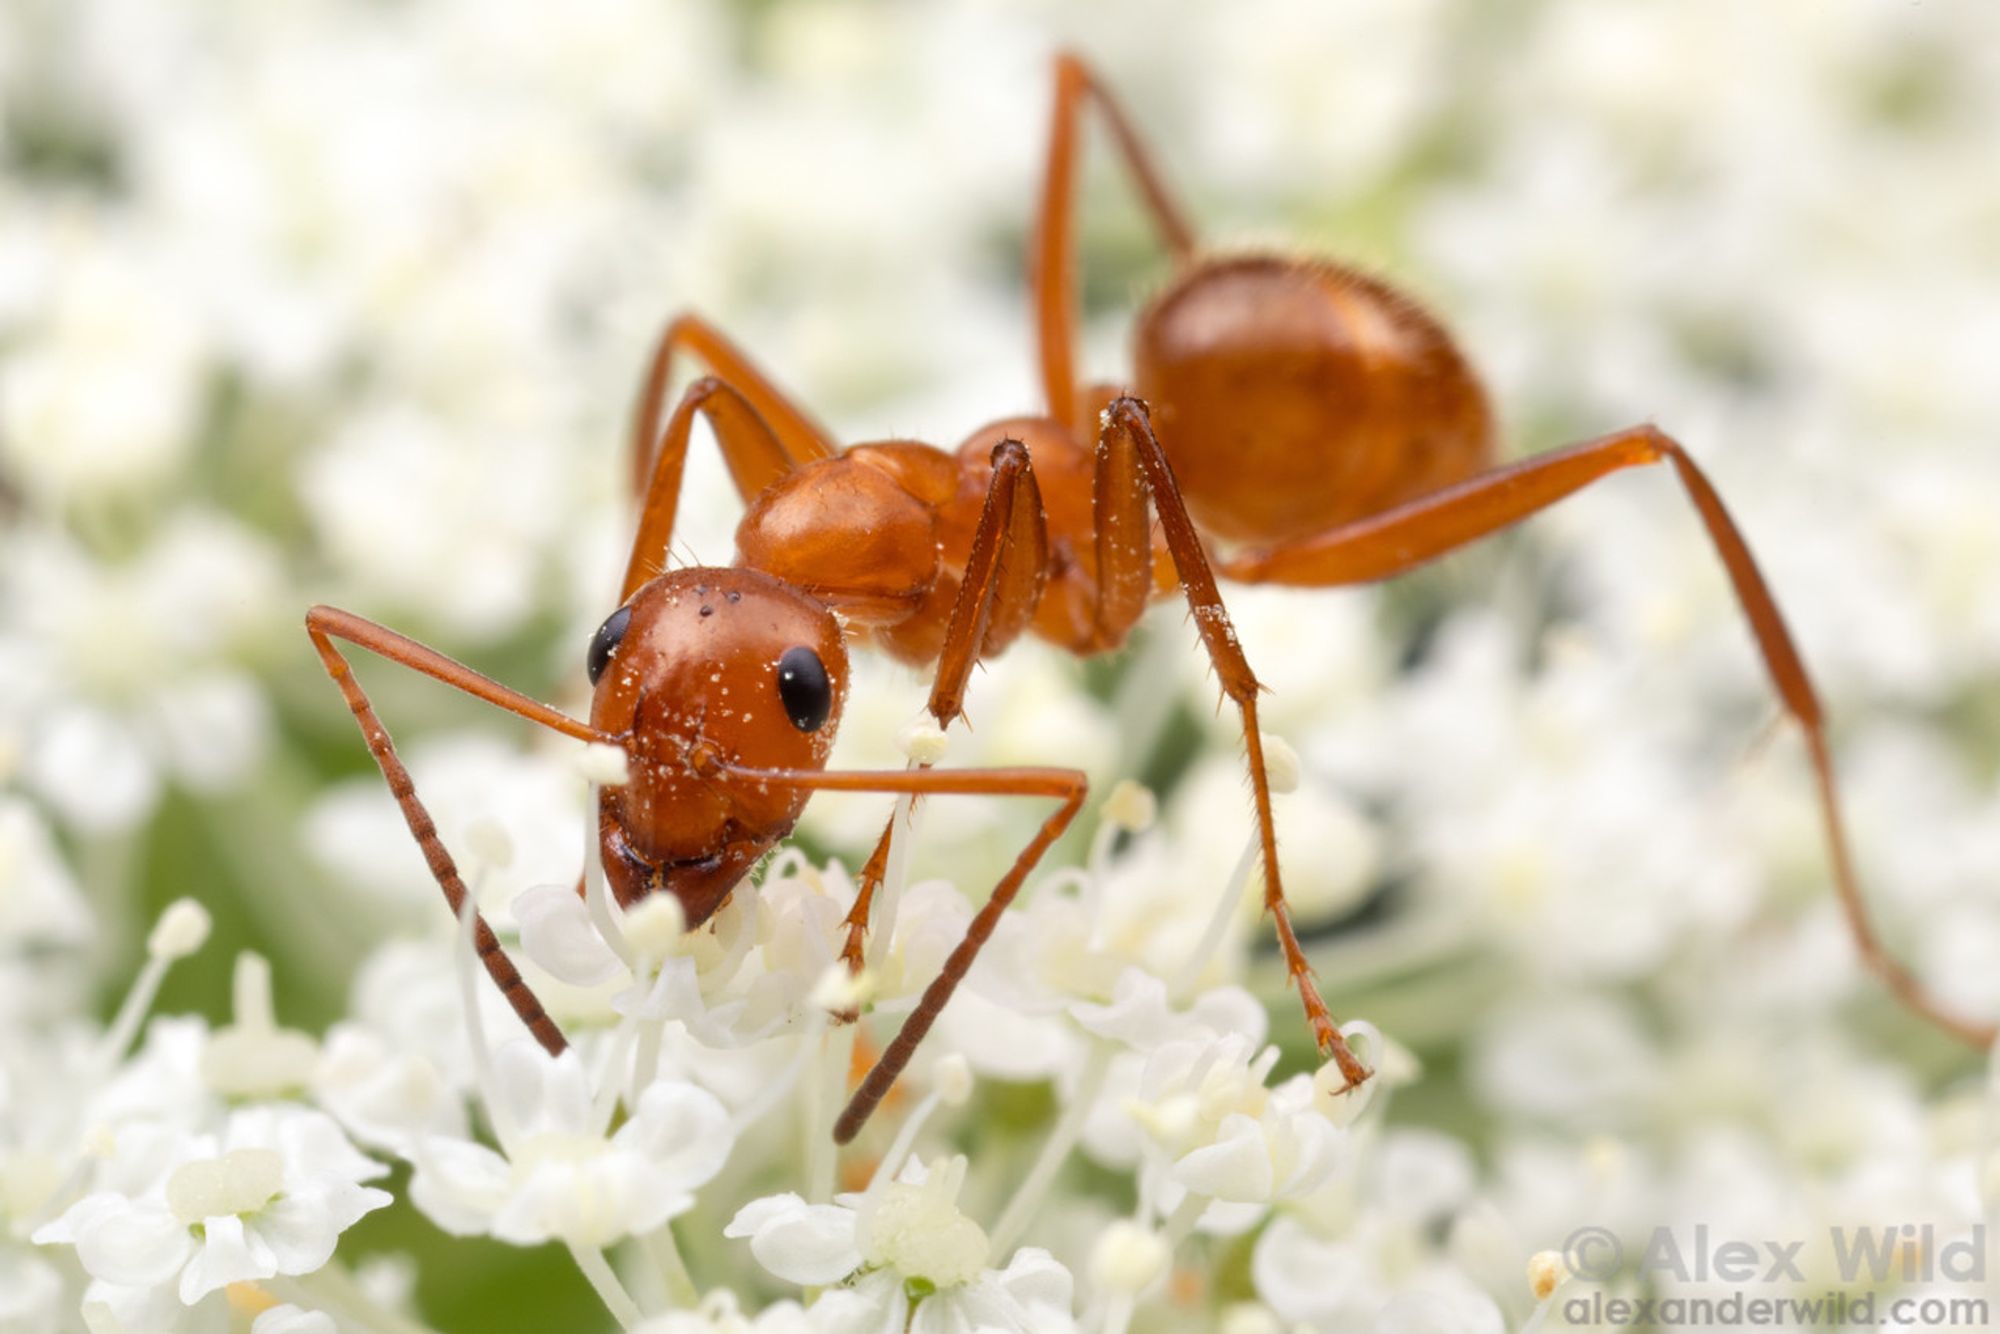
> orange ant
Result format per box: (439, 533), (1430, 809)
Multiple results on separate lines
(309, 53), (1993, 1149)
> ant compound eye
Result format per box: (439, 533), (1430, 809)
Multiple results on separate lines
(776, 646), (833, 733)
(586, 606), (632, 686)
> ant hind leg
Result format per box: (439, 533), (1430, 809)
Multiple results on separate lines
(1222, 422), (2000, 1051)
(1032, 53), (1198, 430)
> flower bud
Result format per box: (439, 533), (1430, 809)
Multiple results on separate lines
(465, 817), (514, 870)
(1259, 733), (1299, 795)
(1220, 1305), (1284, 1334)
(933, 1053), (973, 1107)
(147, 899), (211, 961)
(811, 963), (874, 1012)
(1528, 1249), (1568, 1300)
(625, 894), (687, 960)
(1102, 780), (1157, 833)
(899, 721), (949, 765)
(1089, 1219), (1169, 1295)
(576, 742), (631, 786)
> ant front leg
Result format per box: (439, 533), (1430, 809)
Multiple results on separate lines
(629, 313), (836, 496)
(1092, 398), (1374, 1090)
(621, 377), (827, 602)
(713, 761), (1087, 1143)
(839, 441), (1049, 977)
(1033, 52), (1198, 431)
(305, 606), (620, 1056)
(1221, 424), (2000, 1050)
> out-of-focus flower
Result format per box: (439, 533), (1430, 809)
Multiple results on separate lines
(0, 514), (279, 832)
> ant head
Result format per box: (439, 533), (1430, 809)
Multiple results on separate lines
(586, 567), (849, 862)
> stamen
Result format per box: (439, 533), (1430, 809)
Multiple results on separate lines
(202, 953), (319, 1098)
(581, 783), (638, 971)
(1172, 827), (1259, 997)
(454, 893), (516, 1152)
(863, 1053), (973, 1206)
(805, 1017), (856, 1203)
(991, 1039), (1114, 1255)
(864, 738), (936, 974)
(97, 898), (210, 1067)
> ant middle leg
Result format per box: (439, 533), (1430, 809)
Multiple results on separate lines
(839, 440), (1050, 975)
(1091, 397), (1374, 1089)
(1221, 423), (2000, 1050)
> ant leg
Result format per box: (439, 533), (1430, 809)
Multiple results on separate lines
(713, 761), (1087, 1143)
(1093, 398), (1373, 1088)
(926, 439), (1050, 726)
(1034, 52), (1198, 430)
(838, 826), (896, 979)
(306, 606), (619, 1055)
(842, 440), (1049, 972)
(622, 377), (810, 602)
(1222, 424), (1999, 1050)
(630, 313), (836, 496)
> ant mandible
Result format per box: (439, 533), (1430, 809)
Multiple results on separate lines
(310, 53), (1993, 1149)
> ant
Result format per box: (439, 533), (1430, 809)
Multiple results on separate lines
(310, 53), (1993, 1149)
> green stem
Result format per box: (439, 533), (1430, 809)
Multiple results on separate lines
(567, 1242), (643, 1331)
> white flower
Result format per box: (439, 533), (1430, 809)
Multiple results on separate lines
(513, 864), (803, 1047)
(0, 235), (208, 506)
(811, 1250), (1076, 1334)
(1254, 1215), (1505, 1333)
(306, 734), (587, 922)
(1068, 968), (1265, 1054)
(252, 1305), (338, 1334)
(0, 797), (92, 948)
(408, 1041), (731, 1248)
(729, 1157), (1078, 1333)
(301, 407), (577, 639)
(632, 1291), (813, 1333)
(313, 1025), (467, 1154)
(1128, 1033), (1346, 1207)
(1, 514), (278, 831)
(33, 1105), (390, 1306)
(724, 1194), (861, 1287)
(0, 1248), (64, 1333)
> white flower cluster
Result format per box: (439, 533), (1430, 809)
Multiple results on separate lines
(6, 0), (2000, 1330)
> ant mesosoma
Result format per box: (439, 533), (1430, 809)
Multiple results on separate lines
(310, 53), (1992, 1147)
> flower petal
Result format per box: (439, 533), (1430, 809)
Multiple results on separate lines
(1173, 1112), (1274, 1202)
(615, 1081), (733, 1192)
(252, 1304), (339, 1334)
(726, 1193), (861, 1286)
(514, 883), (624, 987)
(179, 1213), (276, 1304)
(38, 1194), (193, 1290)
(408, 1136), (513, 1236)
(805, 1270), (905, 1334)
(253, 1178), (392, 1275)
(993, 1246), (1075, 1314)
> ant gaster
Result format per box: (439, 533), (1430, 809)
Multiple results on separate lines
(310, 53), (1994, 1149)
